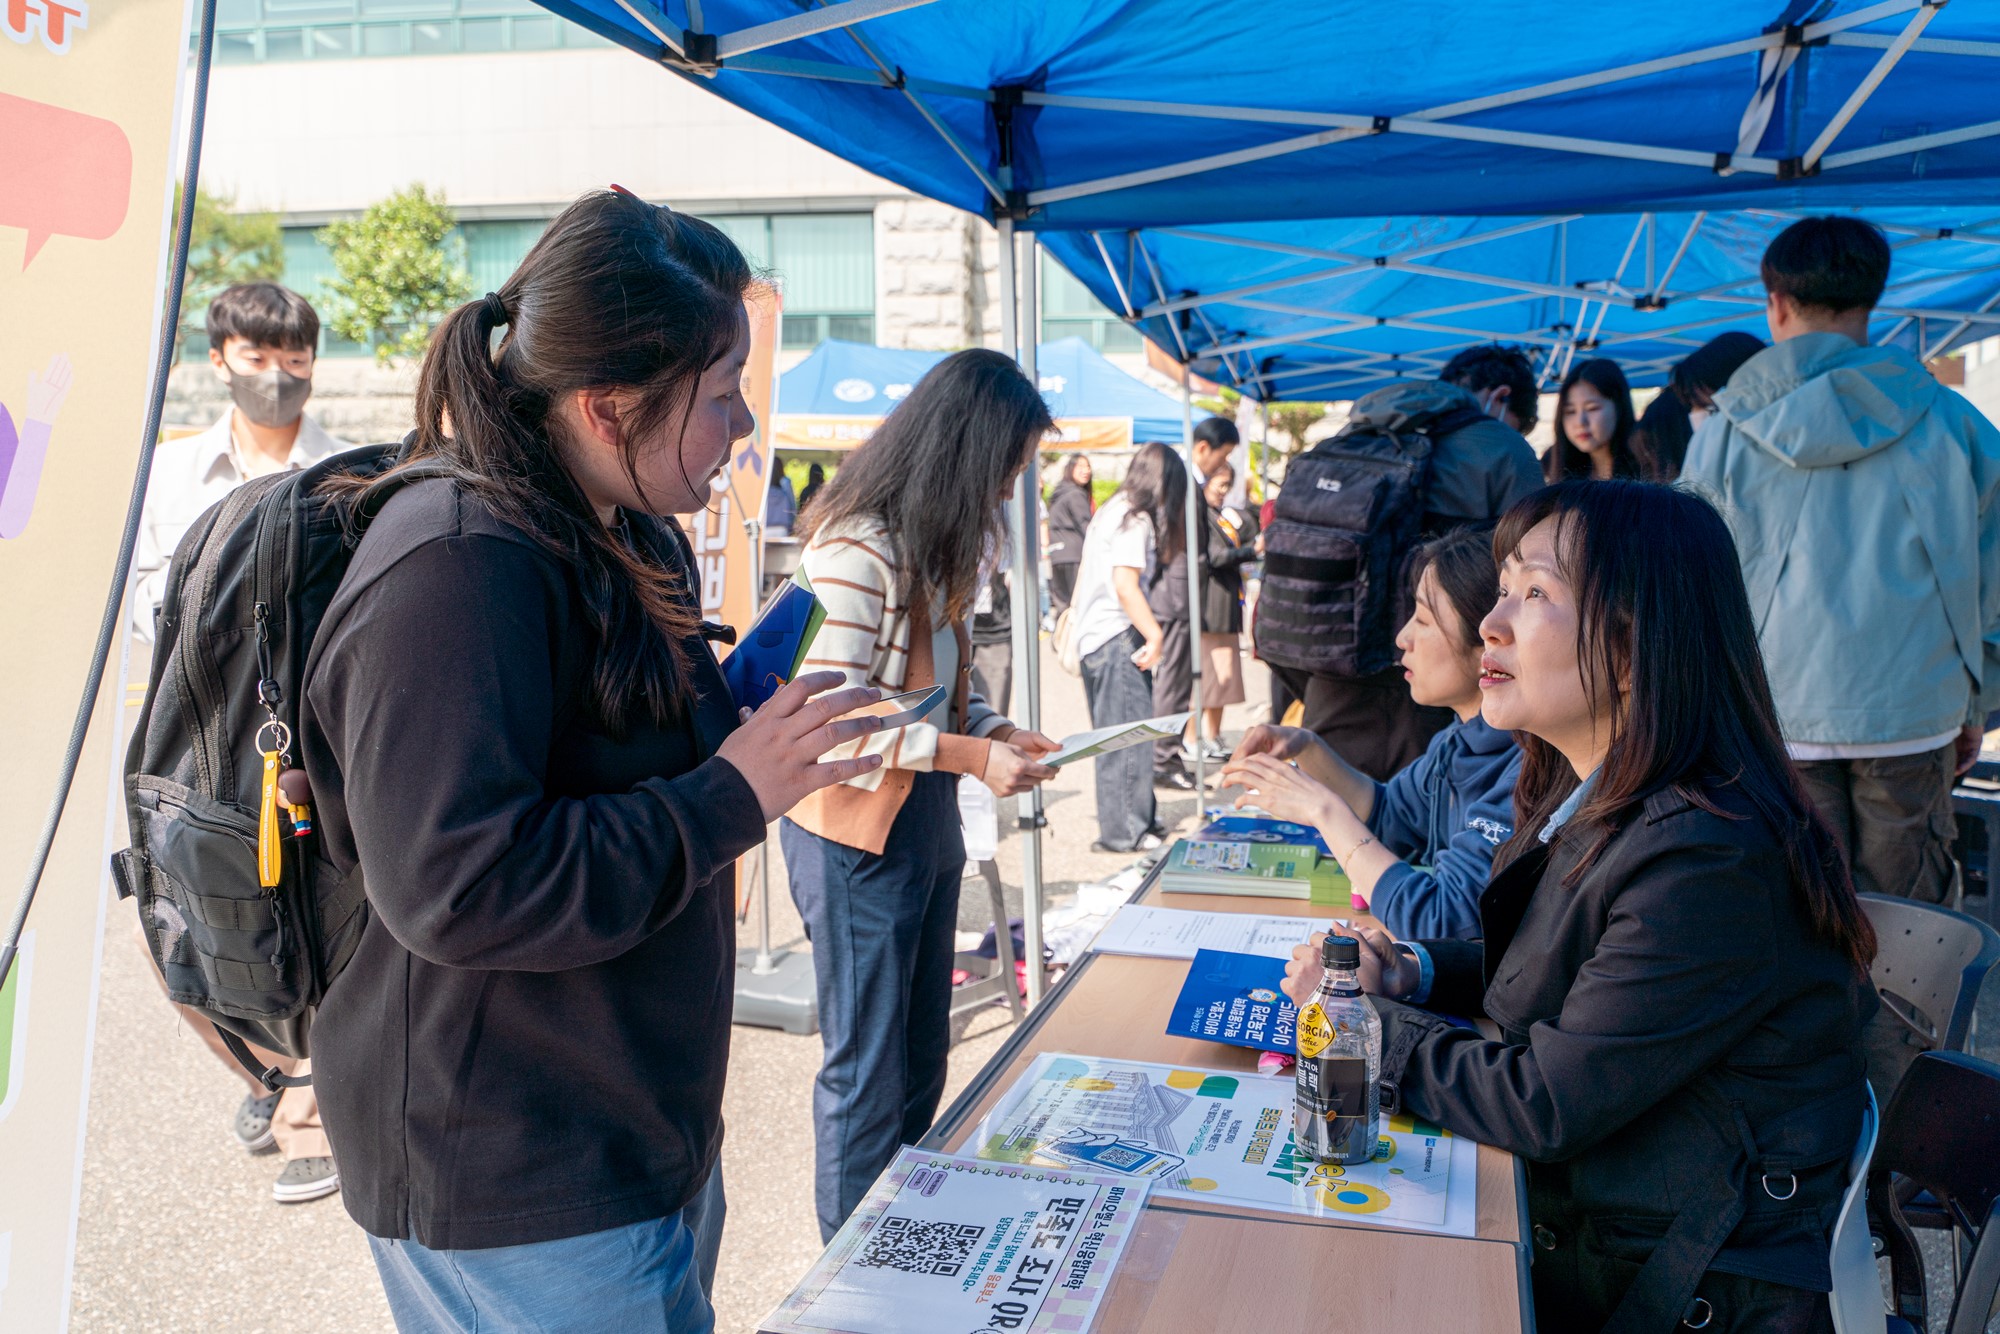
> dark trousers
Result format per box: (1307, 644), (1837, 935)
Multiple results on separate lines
(1795, 742), (1957, 904)
(1081, 626), (1157, 849)
(1265, 663), (1451, 782)
(1152, 617), (1192, 772)
(779, 771), (964, 1241)
(1049, 562), (1080, 617)
(969, 640), (1011, 717)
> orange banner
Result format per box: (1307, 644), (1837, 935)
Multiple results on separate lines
(771, 413), (1134, 453)
(685, 282), (781, 639)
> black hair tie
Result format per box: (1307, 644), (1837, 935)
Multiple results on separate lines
(483, 291), (509, 326)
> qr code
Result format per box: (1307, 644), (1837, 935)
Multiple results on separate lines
(1092, 1146), (1147, 1169)
(855, 1215), (986, 1276)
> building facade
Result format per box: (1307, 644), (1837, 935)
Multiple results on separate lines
(169, 0), (1140, 436)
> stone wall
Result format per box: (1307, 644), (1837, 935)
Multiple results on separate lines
(165, 357), (419, 443)
(873, 198), (1004, 352)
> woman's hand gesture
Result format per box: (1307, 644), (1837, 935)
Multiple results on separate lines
(982, 738), (1058, 797)
(718, 671), (888, 821)
(1218, 751), (1336, 828)
(1282, 926), (1421, 1007)
(1229, 723), (1314, 765)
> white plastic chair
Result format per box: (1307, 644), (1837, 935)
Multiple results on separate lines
(1828, 1083), (1885, 1334)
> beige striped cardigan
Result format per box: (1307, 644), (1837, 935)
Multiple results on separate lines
(786, 517), (1016, 854)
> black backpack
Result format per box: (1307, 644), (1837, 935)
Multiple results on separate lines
(110, 441), (438, 1089)
(1255, 403), (1486, 678)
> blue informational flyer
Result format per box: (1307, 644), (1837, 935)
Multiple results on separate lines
(1194, 815), (1332, 857)
(1166, 948), (1298, 1054)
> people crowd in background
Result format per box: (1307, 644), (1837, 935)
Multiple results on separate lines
(128, 203), (2000, 1333)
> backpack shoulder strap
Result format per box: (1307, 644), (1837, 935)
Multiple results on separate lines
(214, 1023), (312, 1092)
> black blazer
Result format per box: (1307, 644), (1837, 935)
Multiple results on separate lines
(1379, 780), (1876, 1333)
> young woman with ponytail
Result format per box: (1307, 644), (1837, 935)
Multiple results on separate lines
(299, 189), (888, 1331)
(1269, 482), (1877, 1332)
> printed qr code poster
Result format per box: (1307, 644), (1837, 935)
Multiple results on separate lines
(761, 1147), (1148, 1334)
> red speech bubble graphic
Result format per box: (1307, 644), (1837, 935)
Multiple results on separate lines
(0, 91), (131, 268)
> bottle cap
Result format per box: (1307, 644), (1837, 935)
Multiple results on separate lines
(1321, 934), (1360, 968)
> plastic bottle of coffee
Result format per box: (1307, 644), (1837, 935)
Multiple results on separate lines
(1292, 934), (1382, 1164)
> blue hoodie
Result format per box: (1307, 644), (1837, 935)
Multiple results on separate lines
(1365, 714), (1520, 940)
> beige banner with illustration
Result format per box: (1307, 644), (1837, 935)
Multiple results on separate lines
(0, 0), (192, 1325)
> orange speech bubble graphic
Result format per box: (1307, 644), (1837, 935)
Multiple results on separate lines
(0, 91), (132, 268)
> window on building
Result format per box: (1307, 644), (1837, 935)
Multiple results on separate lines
(1041, 251), (1140, 353)
(696, 212), (875, 350)
(207, 0), (613, 62)
(183, 210), (876, 359)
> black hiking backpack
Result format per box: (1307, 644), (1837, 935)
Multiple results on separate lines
(111, 440), (439, 1089)
(1255, 402), (1487, 678)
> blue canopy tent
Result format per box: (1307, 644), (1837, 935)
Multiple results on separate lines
(1039, 206), (2000, 402)
(520, 0), (2000, 1001)
(775, 336), (1199, 442)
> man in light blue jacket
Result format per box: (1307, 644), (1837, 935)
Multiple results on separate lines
(1683, 216), (2000, 903)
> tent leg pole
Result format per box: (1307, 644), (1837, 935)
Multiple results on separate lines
(1002, 222), (1048, 1008)
(1182, 363), (1205, 802)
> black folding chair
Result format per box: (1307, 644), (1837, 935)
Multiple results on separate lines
(1868, 1051), (2000, 1334)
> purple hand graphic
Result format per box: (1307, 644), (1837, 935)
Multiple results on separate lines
(0, 353), (72, 540)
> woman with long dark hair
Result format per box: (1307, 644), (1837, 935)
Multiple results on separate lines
(1223, 525), (1519, 940)
(785, 348), (1060, 1241)
(1045, 451), (1094, 617)
(1672, 329), (1768, 428)
(301, 190), (889, 1329)
(1270, 482), (1877, 1332)
(1544, 357), (1639, 482)
(1067, 441), (1187, 851)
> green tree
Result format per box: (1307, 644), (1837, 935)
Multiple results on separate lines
(175, 186), (284, 357)
(1266, 401), (1330, 456)
(317, 184), (471, 365)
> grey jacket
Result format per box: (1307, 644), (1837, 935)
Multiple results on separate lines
(1682, 333), (2000, 744)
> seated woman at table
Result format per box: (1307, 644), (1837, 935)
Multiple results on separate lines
(1264, 481), (1877, 1333)
(1221, 525), (1519, 938)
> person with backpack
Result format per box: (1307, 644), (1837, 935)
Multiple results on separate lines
(1256, 371), (1539, 779)
(1684, 215), (2000, 906)
(128, 281), (348, 1204)
(784, 350), (1060, 1242)
(1224, 525), (1518, 940)
(286, 191), (889, 1329)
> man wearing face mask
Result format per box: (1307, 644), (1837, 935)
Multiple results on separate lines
(133, 282), (348, 645)
(130, 282), (349, 1204)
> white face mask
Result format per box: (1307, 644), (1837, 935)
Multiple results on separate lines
(1688, 405), (1713, 431)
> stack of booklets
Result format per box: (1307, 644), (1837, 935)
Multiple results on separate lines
(719, 570), (826, 711)
(1158, 828), (1348, 905)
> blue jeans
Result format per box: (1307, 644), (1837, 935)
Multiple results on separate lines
(368, 1165), (725, 1332)
(1081, 626), (1157, 849)
(780, 770), (964, 1242)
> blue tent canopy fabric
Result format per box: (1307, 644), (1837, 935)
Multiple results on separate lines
(532, 0), (2000, 229)
(525, 0), (2000, 399)
(1039, 207), (2000, 399)
(777, 337), (1199, 441)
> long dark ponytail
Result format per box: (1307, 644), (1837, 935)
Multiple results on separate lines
(1492, 481), (1875, 971)
(337, 189), (752, 736)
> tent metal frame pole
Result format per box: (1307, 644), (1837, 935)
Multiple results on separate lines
(1181, 362), (1205, 802)
(712, 0), (941, 60)
(997, 217), (1048, 1008)
(1922, 288), (2000, 361)
(607, 0), (686, 58)
(1800, 0), (1942, 172)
